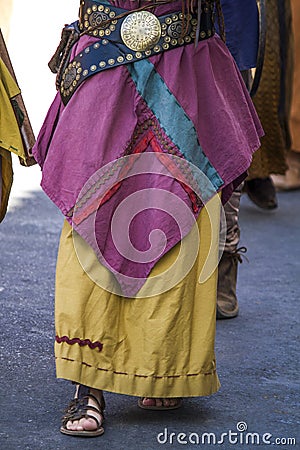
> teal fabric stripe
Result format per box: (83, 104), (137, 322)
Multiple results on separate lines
(127, 59), (224, 200)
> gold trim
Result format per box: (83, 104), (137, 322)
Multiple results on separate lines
(121, 11), (161, 52)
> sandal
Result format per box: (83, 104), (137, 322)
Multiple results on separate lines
(138, 397), (182, 410)
(60, 384), (105, 437)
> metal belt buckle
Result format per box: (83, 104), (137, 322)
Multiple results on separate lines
(121, 11), (162, 52)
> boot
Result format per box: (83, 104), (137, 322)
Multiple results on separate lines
(272, 150), (300, 190)
(216, 247), (247, 319)
(244, 177), (278, 210)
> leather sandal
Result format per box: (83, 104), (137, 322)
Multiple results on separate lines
(60, 384), (105, 437)
(138, 397), (182, 410)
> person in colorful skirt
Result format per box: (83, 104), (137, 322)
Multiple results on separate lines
(273, 0), (300, 190)
(245, 0), (293, 208)
(216, 0), (259, 319)
(32, 0), (263, 437)
(0, 57), (16, 222)
(0, 29), (36, 223)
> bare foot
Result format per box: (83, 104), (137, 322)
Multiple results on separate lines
(139, 397), (182, 409)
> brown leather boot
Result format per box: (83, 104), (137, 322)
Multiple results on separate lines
(244, 177), (278, 210)
(272, 150), (300, 190)
(216, 247), (247, 319)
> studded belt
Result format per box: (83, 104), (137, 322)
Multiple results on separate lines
(60, 1), (214, 105)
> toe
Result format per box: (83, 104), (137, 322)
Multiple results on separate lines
(162, 399), (170, 407)
(67, 419), (79, 430)
(79, 417), (98, 431)
(142, 397), (156, 407)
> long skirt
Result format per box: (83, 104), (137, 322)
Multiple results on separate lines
(55, 194), (221, 398)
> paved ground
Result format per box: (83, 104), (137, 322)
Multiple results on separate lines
(0, 169), (299, 449)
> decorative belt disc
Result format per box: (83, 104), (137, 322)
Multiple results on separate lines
(121, 11), (162, 52)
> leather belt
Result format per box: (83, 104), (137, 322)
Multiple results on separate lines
(60, 0), (214, 105)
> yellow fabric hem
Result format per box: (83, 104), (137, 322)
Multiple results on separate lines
(55, 354), (221, 398)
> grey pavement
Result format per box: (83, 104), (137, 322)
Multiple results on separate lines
(0, 182), (299, 450)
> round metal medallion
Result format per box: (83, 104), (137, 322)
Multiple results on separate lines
(167, 21), (188, 39)
(89, 11), (109, 28)
(121, 11), (161, 52)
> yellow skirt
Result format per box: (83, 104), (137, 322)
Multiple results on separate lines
(55, 195), (221, 398)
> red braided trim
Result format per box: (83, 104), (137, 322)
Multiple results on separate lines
(55, 335), (103, 352)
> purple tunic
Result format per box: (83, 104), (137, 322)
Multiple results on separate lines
(33, 0), (263, 296)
